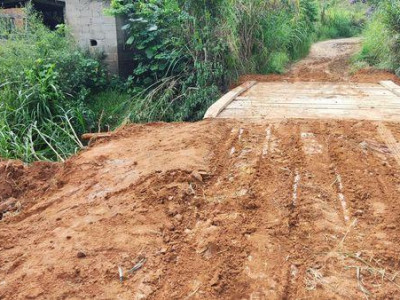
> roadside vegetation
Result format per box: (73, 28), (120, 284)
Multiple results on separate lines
(0, 8), (113, 161)
(355, 0), (400, 75)
(108, 0), (320, 122)
(0, 0), (382, 162)
(317, 0), (368, 40)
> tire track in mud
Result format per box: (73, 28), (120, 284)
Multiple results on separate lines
(239, 122), (296, 299)
(217, 124), (275, 299)
(274, 122), (395, 299)
(148, 124), (270, 299)
(279, 123), (351, 299)
(323, 121), (400, 298)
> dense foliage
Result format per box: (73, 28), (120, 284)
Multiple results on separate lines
(317, 0), (368, 40)
(0, 8), (109, 161)
(356, 0), (400, 74)
(109, 0), (320, 122)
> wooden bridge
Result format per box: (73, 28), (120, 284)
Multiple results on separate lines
(204, 81), (400, 121)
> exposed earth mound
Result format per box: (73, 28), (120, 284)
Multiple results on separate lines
(2, 38), (400, 299)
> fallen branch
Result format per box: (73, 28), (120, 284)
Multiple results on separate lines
(81, 132), (112, 141)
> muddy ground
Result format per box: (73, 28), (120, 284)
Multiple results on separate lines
(1, 38), (400, 299)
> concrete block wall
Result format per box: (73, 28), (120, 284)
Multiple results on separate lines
(64, 0), (120, 74)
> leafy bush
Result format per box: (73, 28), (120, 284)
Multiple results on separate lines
(0, 7), (108, 162)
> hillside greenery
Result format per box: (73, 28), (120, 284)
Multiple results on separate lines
(355, 0), (400, 75)
(0, 0), (378, 162)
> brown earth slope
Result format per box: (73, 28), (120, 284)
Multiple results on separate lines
(2, 38), (400, 299)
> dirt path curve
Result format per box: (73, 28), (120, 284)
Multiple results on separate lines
(239, 37), (400, 84)
(2, 39), (400, 300)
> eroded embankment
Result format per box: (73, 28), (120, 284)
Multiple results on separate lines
(1, 119), (400, 299)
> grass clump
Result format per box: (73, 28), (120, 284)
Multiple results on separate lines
(355, 0), (400, 74)
(317, 0), (369, 40)
(0, 7), (109, 162)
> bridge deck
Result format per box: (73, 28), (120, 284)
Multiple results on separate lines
(204, 81), (400, 121)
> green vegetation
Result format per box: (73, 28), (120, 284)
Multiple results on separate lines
(108, 0), (320, 122)
(317, 0), (368, 40)
(356, 0), (400, 74)
(0, 8), (109, 161)
(0, 1), (374, 162)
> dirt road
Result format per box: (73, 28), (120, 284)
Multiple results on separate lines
(1, 39), (400, 299)
(239, 37), (400, 84)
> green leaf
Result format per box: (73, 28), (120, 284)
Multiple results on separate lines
(126, 36), (135, 45)
(145, 49), (155, 59)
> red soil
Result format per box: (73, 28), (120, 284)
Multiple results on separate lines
(2, 38), (400, 299)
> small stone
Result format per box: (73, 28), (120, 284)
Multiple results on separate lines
(354, 210), (363, 216)
(191, 171), (203, 182)
(210, 270), (221, 287)
(77, 251), (86, 259)
(174, 214), (183, 222)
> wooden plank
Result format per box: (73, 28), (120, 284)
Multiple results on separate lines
(241, 82), (381, 88)
(217, 107), (400, 121)
(228, 102), (400, 110)
(218, 106), (400, 118)
(235, 96), (400, 104)
(243, 88), (394, 97)
(204, 81), (257, 118)
(217, 114), (400, 122)
(377, 123), (400, 165)
(246, 83), (383, 90)
(82, 132), (113, 141)
(380, 80), (400, 97)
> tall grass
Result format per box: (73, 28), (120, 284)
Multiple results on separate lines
(317, 0), (368, 40)
(355, 0), (400, 74)
(0, 6), (108, 162)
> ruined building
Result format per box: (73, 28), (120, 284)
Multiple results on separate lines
(0, 0), (133, 76)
